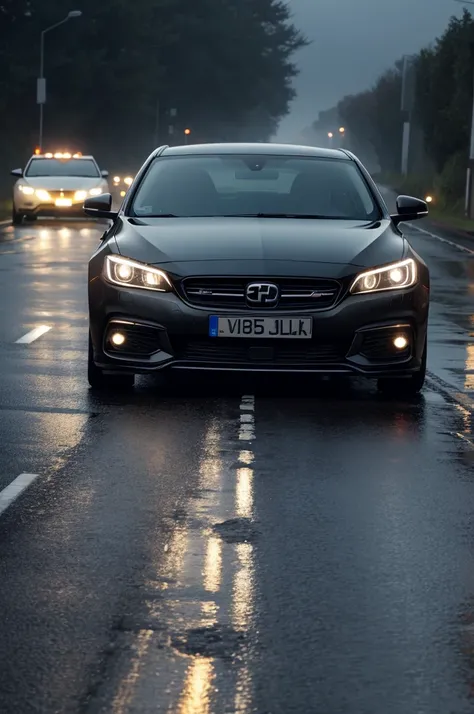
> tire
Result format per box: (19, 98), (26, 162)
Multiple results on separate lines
(377, 337), (427, 397)
(12, 205), (23, 225)
(88, 333), (135, 390)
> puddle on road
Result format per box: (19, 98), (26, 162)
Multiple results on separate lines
(108, 403), (258, 714)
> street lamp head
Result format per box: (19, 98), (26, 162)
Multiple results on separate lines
(328, 132), (333, 138)
(67, 10), (82, 18)
(339, 126), (345, 133)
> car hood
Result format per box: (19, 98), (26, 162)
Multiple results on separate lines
(20, 176), (104, 190)
(113, 216), (405, 278)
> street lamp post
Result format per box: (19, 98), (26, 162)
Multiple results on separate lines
(38, 10), (82, 151)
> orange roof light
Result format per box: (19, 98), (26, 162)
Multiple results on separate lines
(73, 152), (82, 157)
(34, 147), (41, 155)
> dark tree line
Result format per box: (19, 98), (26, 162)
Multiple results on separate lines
(0, 0), (305, 181)
(309, 10), (474, 205)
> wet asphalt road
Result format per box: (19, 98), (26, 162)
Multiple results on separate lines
(0, 211), (473, 714)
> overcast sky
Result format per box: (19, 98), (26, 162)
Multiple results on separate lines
(276, 0), (464, 140)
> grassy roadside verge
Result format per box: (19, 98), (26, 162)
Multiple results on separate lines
(0, 199), (11, 221)
(373, 172), (474, 236)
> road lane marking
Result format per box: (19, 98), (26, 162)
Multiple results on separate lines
(0, 473), (39, 517)
(239, 395), (255, 440)
(451, 432), (474, 449)
(15, 325), (52, 344)
(427, 373), (474, 413)
(407, 222), (474, 255)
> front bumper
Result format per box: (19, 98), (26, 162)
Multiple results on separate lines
(89, 278), (429, 377)
(14, 199), (86, 218)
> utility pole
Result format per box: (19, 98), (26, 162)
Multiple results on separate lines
(153, 98), (160, 147)
(465, 41), (474, 218)
(400, 55), (415, 176)
(38, 11), (82, 151)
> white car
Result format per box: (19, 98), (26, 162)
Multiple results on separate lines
(11, 152), (109, 224)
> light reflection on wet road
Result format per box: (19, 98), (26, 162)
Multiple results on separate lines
(0, 217), (473, 713)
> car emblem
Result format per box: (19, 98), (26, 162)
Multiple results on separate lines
(246, 282), (279, 305)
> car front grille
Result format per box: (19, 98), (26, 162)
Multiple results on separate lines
(170, 337), (349, 365)
(49, 191), (75, 200)
(180, 277), (341, 310)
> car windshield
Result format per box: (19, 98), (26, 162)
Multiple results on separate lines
(25, 158), (100, 177)
(131, 155), (380, 220)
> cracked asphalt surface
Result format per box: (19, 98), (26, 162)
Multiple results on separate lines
(0, 207), (473, 714)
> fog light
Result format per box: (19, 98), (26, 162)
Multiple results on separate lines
(393, 335), (408, 350)
(111, 332), (126, 346)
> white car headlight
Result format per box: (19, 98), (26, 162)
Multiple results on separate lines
(89, 188), (103, 196)
(350, 258), (417, 295)
(19, 185), (35, 195)
(35, 189), (52, 202)
(104, 255), (172, 292)
(74, 190), (88, 201)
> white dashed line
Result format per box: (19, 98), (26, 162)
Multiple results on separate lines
(239, 395), (255, 441)
(406, 222), (474, 255)
(15, 325), (52, 344)
(0, 473), (39, 517)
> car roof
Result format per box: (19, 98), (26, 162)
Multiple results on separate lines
(160, 143), (349, 160)
(29, 154), (95, 160)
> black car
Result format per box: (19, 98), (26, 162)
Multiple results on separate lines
(85, 143), (429, 394)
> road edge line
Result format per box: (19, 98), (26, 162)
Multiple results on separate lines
(407, 222), (474, 255)
(427, 371), (474, 412)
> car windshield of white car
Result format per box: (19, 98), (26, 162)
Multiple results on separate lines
(25, 158), (100, 177)
(131, 155), (381, 221)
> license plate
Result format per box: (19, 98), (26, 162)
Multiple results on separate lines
(55, 198), (72, 207)
(209, 316), (312, 339)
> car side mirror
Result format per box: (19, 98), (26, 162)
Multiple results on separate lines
(11, 168), (23, 177)
(100, 170), (109, 178)
(390, 195), (428, 226)
(83, 193), (118, 219)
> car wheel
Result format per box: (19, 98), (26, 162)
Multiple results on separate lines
(88, 333), (135, 390)
(377, 337), (427, 397)
(12, 205), (23, 225)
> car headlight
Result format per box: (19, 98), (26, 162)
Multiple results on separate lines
(104, 255), (172, 292)
(89, 188), (103, 196)
(350, 258), (417, 295)
(74, 190), (88, 201)
(19, 185), (35, 195)
(35, 189), (51, 202)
